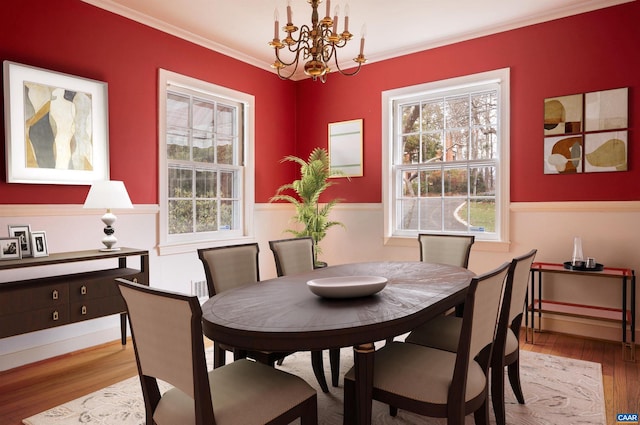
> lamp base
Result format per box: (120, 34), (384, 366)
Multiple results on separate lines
(100, 212), (120, 251)
(99, 247), (122, 252)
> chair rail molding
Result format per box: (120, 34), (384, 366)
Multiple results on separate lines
(0, 204), (159, 217)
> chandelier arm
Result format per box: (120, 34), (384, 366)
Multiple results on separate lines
(332, 54), (364, 77)
(275, 46), (303, 68)
(275, 49), (303, 79)
(285, 24), (311, 48)
(277, 25), (312, 66)
(277, 66), (300, 80)
(320, 43), (335, 63)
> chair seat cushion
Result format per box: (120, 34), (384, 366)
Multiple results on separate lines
(344, 342), (486, 405)
(405, 315), (462, 353)
(406, 316), (519, 367)
(154, 359), (315, 425)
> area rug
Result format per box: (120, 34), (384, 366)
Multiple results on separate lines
(23, 347), (605, 425)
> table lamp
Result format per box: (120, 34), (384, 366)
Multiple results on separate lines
(83, 180), (133, 251)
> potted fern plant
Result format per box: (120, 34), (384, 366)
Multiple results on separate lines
(270, 147), (344, 266)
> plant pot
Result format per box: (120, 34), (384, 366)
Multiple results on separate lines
(314, 261), (328, 269)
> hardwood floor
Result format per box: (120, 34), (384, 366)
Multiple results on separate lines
(0, 331), (637, 425)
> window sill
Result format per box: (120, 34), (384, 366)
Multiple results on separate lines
(157, 236), (256, 256)
(383, 236), (511, 253)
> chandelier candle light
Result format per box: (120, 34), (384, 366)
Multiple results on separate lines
(83, 180), (133, 251)
(269, 0), (366, 82)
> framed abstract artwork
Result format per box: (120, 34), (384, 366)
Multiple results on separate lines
(328, 119), (363, 177)
(544, 93), (583, 136)
(3, 61), (110, 184)
(584, 131), (628, 173)
(543, 87), (628, 174)
(585, 87), (628, 132)
(544, 135), (583, 174)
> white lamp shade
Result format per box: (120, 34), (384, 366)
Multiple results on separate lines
(83, 180), (133, 209)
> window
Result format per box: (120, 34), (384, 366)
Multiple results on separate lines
(383, 68), (510, 243)
(158, 70), (254, 253)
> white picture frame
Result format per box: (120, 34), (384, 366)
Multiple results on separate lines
(328, 119), (363, 177)
(31, 231), (49, 257)
(3, 61), (110, 185)
(8, 224), (32, 257)
(0, 238), (22, 260)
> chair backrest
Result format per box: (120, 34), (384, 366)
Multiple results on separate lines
(197, 243), (260, 297)
(269, 237), (315, 277)
(488, 249), (537, 366)
(116, 278), (214, 423)
(446, 261), (510, 412)
(508, 249), (537, 325)
(452, 261), (511, 383)
(418, 233), (475, 268)
(466, 262), (511, 361)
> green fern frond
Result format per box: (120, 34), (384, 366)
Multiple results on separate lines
(269, 147), (347, 264)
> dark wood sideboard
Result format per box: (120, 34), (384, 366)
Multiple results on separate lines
(0, 248), (149, 344)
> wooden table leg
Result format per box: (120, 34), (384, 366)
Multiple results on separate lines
(353, 342), (375, 425)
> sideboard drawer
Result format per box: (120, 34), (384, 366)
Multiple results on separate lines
(67, 270), (141, 303)
(0, 307), (70, 338)
(70, 296), (125, 322)
(0, 283), (68, 316)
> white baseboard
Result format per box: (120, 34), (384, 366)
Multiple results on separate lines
(0, 327), (122, 371)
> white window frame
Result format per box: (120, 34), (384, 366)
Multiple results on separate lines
(158, 69), (255, 255)
(382, 68), (510, 247)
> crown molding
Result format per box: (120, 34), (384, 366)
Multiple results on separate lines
(82, 0), (635, 82)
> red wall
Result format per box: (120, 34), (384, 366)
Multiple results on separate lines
(1, 1), (638, 205)
(296, 1), (640, 203)
(0, 0), (296, 204)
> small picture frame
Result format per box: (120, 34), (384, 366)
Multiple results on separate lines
(8, 224), (32, 257)
(31, 231), (49, 257)
(0, 237), (22, 260)
(328, 119), (364, 177)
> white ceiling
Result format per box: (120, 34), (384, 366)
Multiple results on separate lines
(83, 0), (633, 79)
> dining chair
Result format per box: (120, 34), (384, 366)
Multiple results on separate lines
(418, 233), (475, 267)
(420, 233), (476, 321)
(116, 278), (318, 425)
(405, 249), (537, 425)
(492, 249), (537, 424)
(269, 236), (340, 393)
(197, 243), (292, 368)
(385, 232), (476, 345)
(343, 261), (512, 425)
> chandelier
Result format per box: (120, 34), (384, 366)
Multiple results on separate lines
(269, 0), (366, 82)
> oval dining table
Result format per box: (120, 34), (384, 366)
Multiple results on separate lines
(201, 261), (475, 425)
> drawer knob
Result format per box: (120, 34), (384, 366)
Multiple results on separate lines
(81, 306), (87, 315)
(133, 278), (138, 283)
(52, 311), (59, 321)
(81, 285), (87, 295)
(52, 289), (58, 300)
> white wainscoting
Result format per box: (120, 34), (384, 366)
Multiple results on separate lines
(1, 201), (638, 370)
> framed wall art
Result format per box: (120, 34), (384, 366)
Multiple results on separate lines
(31, 231), (49, 257)
(328, 119), (363, 177)
(0, 238), (21, 260)
(3, 61), (110, 184)
(543, 87), (628, 174)
(8, 224), (32, 257)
